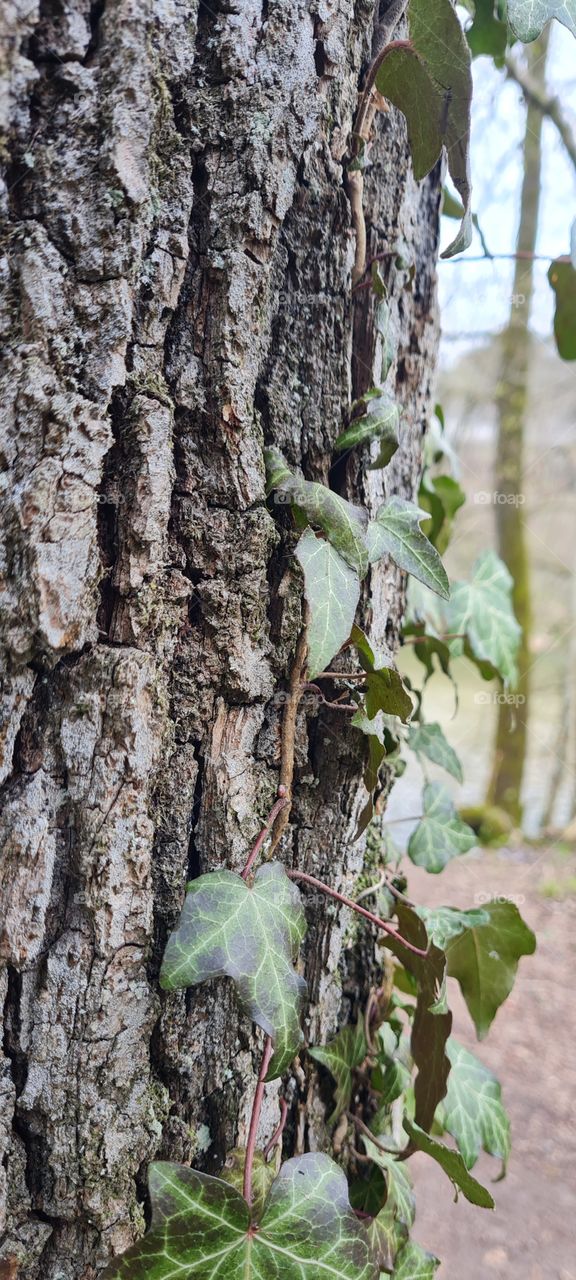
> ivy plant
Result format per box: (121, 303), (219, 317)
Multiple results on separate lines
(101, 2), (568, 1276)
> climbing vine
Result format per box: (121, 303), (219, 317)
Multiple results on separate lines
(102, 3), (571, 1277)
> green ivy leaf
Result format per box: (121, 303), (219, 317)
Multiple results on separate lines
(335, 394), (400, 469)
(419, 473), (466, 554)
(377, 298), (397, 382)
(408, 783), (476, 873)
(309, 1018), (368, 1122)
(466, 0), (508, 60)
(442, 899), (536, 1039)
(375, 47), (444, 179)
(548, 257), (576, 360)
(220, 1150), (276, 1222)
(160, 862), (306, 1080)
(360, 1142), (416, 1228)
(403, 1119), (494, 1208)
(265, 448), (369, 577)
(382, 905), (452, 1132)
(507, 0), (576, 40)
(366, 498), (450, 599)
(376, 0), (473, 258)
(296, 530), (360, 680)
(367, 1205), (408, 1273)
(102, 1155), (378, 1280)
(393, 1241), (440, 1280)
(408, 721), (463, 782)
(352, 626), (414, 724)
(352, 707), (404, 837)
(438, 1037), (511, 1172)
(446, 551), (521, 685)
(416, 905), (490, 951)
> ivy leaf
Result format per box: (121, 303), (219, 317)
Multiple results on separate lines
(446, 551), (521, 685)
(419, 473), (466, 554)
(438, 1038), (511, 1172)
(221, 1150), (275, 1221)
(367, 1205), (408, 1272)
(352, 708), (404, 837)
(352, 626), (414, 724)
(309, 1018), (368, 1122)
(296, 530), (360, 680)
(376, 0), (473, 258)
(377, 298), (397, 382)
(548, 257), (576, 360)
(383, 906), (452, 1132)
(160, 862), (306, 1080)
(408, 783), (476, 873)
(335, 394), (400, 469)
(393, 1241), (440, 1280)
(375, 47), (444, 179)
(416, 905), (490, 951)
(265, 447), (369, 577)
(466, 0), (508, 60)
(102, 1155), (378, 1280)
(408, 721), (463, 782)
(442, 899), (536, 1039)
(360, 1142), (416, 1228)
(507, 0), (576, 40)
(403, 1119), (494, 1208)
(366, 498), (450, 600)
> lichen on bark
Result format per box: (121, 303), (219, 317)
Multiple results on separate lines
(0, 1), (440, 1276)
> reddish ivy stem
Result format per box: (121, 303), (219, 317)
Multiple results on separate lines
(241, 788), (289, 881)
(244, 1035), (273, 1208)
(287, 869), (428, 957)
(263, 1098), (288, 1162)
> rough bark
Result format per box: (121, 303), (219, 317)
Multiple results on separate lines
(0, 2), (440, 1277)
(487, 32), (549, 822)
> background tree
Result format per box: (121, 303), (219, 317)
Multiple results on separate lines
(486, 32), (549, 822)
(0, 2), (440, 1276)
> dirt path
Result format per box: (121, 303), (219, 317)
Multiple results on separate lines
(406, 844), (576, 1280)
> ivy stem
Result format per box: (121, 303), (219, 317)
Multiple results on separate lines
(241, 788), (289, 881)
(314, 671), (369, 680)
(287, 869), (428, 957)
(303, 683), (358, 712)
(384, 877), (415, 907)
(244, 1035), (273, 1208)
(347, 1110), (399, 1157)
(263, 1097), (288, 1162)
(383, 814), (422, 824)
(269, 607), (310, 855)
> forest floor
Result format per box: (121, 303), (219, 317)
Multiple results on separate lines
(407, 842), (576, 1280)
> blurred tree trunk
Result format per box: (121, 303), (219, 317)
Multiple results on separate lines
(486, 31), (549, 823)
(0, 3), (440, 1277)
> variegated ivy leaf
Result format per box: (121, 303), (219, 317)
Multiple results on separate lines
(375, 0), (473, 258)
(309, 1017), (368, 1121)
(393, 1241), (440, 1280)
(265, 447), (369, 577)
(335, 393), (399, 469)
(295, 529), (360, 680)
(221, 1150), (276, 1221)
(408, 783), (476, 874)
(437, 1037), (511, 1172)
(360, 1141), (415, 1228)
(416, 905), (490, 951)
(507, 0), (576, 40)
(407, 721), (463, 783)
(446, 551), (521, 685)
(403, 1119), (494, 1208)
(102, 1156), (378, 1280)
(366, 498), (450, 600)
(367, 1205), (408, 1273)
(160, 862), (306, 1080)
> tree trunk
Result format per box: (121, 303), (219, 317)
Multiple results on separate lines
(486, 31), (549, 823)
(0, 3), (440, 1276)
